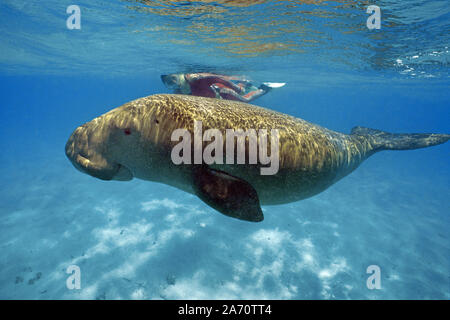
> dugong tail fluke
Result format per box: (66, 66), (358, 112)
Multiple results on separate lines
(351, 126), (450, 152)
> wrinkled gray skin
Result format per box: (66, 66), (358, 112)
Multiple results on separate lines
(66, 94), (450, 207)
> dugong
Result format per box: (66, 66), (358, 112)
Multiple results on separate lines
(65, 94), (449, 222)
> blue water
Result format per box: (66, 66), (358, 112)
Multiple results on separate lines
(0, 0), (449, 300)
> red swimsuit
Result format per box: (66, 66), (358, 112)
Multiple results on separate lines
(184, 73), (262, 102)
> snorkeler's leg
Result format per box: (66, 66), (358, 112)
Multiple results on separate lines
(212, 85), (263, 102)
(237, 84), (272, 102)
(210, 85), (245, 101)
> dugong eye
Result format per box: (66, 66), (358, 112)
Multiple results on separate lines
(124, 128), (131, 135)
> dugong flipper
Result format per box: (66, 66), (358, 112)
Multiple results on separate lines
(65, 94), (449, 222)
(193, 166), (263, 222)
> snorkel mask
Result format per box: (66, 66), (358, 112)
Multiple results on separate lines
(161, 73), (191, 94)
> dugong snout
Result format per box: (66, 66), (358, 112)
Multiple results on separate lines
(65, 125), (133, 181)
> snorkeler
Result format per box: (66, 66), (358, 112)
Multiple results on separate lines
(161, 72), (285, 102)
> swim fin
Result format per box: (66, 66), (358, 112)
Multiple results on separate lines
(262, 82), (286, 89)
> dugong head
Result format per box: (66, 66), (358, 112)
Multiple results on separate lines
(65, 110), (135, 181)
